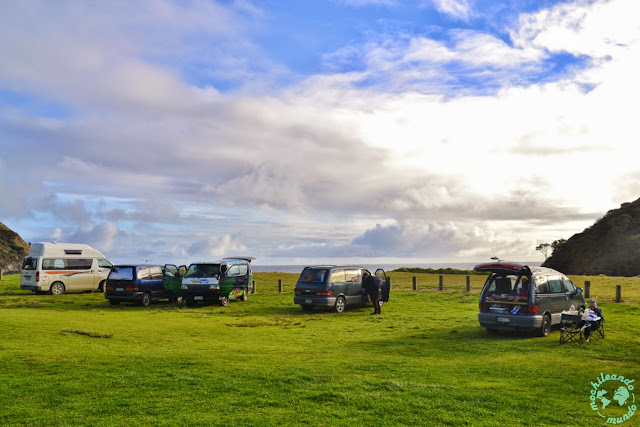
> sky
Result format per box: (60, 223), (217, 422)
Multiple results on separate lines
(1, 0), (639, 267)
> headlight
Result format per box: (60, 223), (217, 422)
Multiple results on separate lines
(181, 284), (188, 290)
(209, 285), (220, 290)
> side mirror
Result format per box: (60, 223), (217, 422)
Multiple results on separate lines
(576, 287), (583, 294)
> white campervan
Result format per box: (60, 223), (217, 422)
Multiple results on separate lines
(20, 242), (113, 295)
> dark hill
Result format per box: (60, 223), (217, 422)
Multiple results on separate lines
(0, 222), (30, 274)
(543, 198), (640, 276)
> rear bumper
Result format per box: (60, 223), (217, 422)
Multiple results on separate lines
(21, 284), (45, 292)
(478, 312), (543, 332)
(294, 295), (337, 307)
(105, 292), (145, 302)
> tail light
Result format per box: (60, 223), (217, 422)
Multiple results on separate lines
(36, 271), (40, 282)
(528, 305), (539, 313)
(478, 302), (482, 311)
(294, 288), (301, 295)
(316, 290), (333, 296)
(106, 285), (114, 291)
(125, 286), (139, 292)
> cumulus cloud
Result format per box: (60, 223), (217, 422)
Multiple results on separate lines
(2, 0), (639, 265)
(429, 0), (475, 21)
(188, 235), (248, 259)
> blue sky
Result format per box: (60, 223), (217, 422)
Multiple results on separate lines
(1, 0), (640, 266)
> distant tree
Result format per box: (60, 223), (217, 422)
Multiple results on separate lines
(551, 239), (567, 251)
(535, 243), (551, 259)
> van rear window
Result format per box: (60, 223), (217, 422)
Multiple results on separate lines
(109, 267), (134, 281)
(22, 257), (38, 270)
(300, 268), (327, 283)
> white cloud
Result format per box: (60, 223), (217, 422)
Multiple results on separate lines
(2, 0), (640, 265)
(430, 0), (474, 20)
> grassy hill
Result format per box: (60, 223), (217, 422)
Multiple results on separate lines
(544, 197), (640, 276)
(0, 222), (29, 273)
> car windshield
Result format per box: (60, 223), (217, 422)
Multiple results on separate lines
(185, 264), (220, 278)
(22, 257), (37, 270)
(300, 268), (328, 283)
(109, 267), (134, 281)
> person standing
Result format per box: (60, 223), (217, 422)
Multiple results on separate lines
(362, 272), (382, 315)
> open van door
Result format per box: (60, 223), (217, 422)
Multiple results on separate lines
(375, 268), (390, 302)
(163, 264), (183, 303)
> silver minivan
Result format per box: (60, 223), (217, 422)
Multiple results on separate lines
(476, 262), (585, 336)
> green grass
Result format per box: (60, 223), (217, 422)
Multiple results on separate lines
(1, 272), (639, 426)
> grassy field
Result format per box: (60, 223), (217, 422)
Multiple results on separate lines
(1, 271), (639, 426)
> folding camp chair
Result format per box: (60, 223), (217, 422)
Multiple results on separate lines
(559, 313), (585, 346)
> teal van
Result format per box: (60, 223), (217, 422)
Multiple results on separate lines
(293, 266), (389, 312)
(180, 257), (255, 306)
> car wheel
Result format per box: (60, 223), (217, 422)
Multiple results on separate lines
(98, 280), (106, 292)
(109, 299), (120, 305)
(301, 305), (314, 312)
(241, 288), (248, 301)
(334, 296), (346, 313)
(141, 292), (151, 307)
(538, 314), (551, 337)
(219, 295), (230, 306)
(49, 282), (65, 295)
(379, 300), (384, 308)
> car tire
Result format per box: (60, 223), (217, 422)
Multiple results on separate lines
(301, 305), (314, 312)
(241, 288), (248, 301)
(49, 282), (65, 295)
(379, 300), (384, 308)
(141, 292), (151, 307)
(334, 296), (346, 313)
(219, 295), (230, 307)
(538, 314), (551, 337)
(98, 280), (106, 292)
(109, 299), (120, 305)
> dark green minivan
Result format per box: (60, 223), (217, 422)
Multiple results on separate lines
(293, 266), (389, 312)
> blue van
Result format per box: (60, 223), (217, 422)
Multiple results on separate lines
(105, 265), (170, 306)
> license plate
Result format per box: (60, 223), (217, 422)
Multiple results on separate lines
(116, 287), (124, 292)
(25, 276), (31, 280)
(194, 296), (204, 301)
(305, 299), (312, 304)
(496, 317), (510, 323)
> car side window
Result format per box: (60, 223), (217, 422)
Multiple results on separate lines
(149, 266), (163, 280)
(535, 276), (550, 294)
(67, 258), (92, 270)
(98, 259), (113, 268)
(548, 277), (564, 293)
(344, 269), (360, 283)
(330, 269), (346, 284)
(43, 258), (66, 270)
(138, 268), (151, 280)
(562, 279), (576, 293)
(227, 264), (248, 277)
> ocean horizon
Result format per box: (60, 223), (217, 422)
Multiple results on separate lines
(252, 261), (543, 274)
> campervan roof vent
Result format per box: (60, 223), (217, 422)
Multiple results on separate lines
(64, 249), (83, 255)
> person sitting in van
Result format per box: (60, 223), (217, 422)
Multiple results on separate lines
(362, 272), (382, 315)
